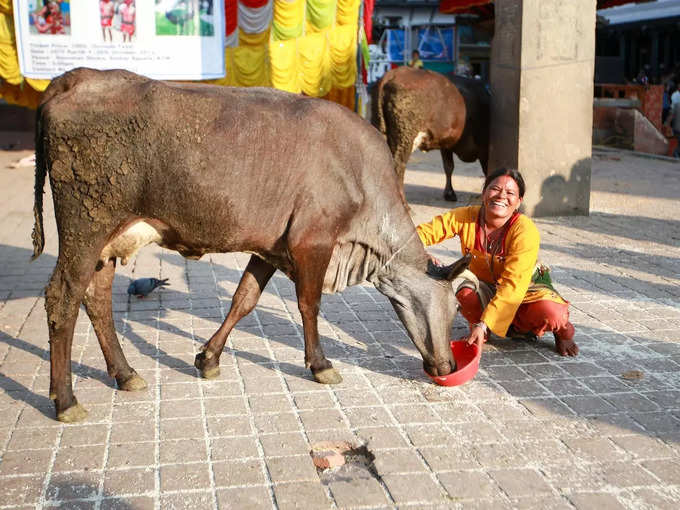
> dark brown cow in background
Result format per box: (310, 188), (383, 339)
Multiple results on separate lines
(372, 66), (490, 202)
(33, 68), (470, 422)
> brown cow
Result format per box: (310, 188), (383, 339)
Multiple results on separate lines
(33, 68), (470, 422)
(372, 67), (490, 202)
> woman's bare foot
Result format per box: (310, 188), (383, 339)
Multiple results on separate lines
(554, 322), (578, 356)
(555, 336), (579, 356)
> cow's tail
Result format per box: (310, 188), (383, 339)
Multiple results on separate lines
(371, 74), (388, 134)
(31, 105), (47, 261)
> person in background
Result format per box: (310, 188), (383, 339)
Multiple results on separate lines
(119, 0), (136, 42)
(408, 49), (424, 69)
(34, 1), (65, 34)
(666, 81), (680, 158)
(417, 167), (579, 356)
(100, 0), (115, 41)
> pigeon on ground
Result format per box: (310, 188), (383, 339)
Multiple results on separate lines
(127, 278), (169, 298)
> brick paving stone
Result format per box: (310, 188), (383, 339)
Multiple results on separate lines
(562, 437), (628, 463)
(106, 442), (156, 469)
(326, 475), (390, 508)
(510, 495), (575, 510)
(372, 448), (428, 475)
(210, 436), (260, 460)
(355, 427), (410, 449)
(272, 481), (332, 509)
(161, 491), (215, 509)
(265, 455), (319, 483)
(568, 492), (626, 509)
(437, 470), (500, 500)
(46, 471), (102, 501)
(259, 432), (309, 457)
(560, 395), (618, 415)
(213, 458), (266, 487)
(159, 462), (211, 492)
(641, 458), (680, 484)
(631, 411), (680, 434)
(381, 473), (446, 504)
(488, 468), (553, 498)
(298, 408), (346, 430)
(101, 496), (155, 510)
(0, 473), (45, 506)
(0, 448), (53, 476)
(627, 488), (679, 510)
(610, 434), (676, 459)
(103, 467), (156, 496)
(6, 425), (58, 450)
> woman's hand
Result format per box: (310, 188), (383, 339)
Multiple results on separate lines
(464, 322), (488, 349)
(428, 253), (443, 267)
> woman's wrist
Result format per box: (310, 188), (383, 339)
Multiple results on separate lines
(472, 321), (488, 337)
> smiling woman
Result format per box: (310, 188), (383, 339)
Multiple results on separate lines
(417, 167), (579, 357)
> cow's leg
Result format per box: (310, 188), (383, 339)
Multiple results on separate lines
(441, 148), (457, 201)
(195, 255), (276, 379)
(46, 255), (98, 423)
(388, 140), (412, 206)
(479, 153), (489, 176)
(82, 257), (146, 392)
(289, 236), (341, 385)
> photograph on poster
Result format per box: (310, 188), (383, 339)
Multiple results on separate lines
(99, 0), (136, 43)
(29, 0), (70, 36)
(155, 0), (215, 36)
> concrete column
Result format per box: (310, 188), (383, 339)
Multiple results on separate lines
(488, 0), (596, 216)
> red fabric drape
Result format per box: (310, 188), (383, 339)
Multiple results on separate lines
(225, 0), (237, 35)
(239, 0), (269, 8)
(363, 0), (375, 43)
(439, 0), (492, 14)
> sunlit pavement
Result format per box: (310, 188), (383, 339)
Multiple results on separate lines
(0, 144), (679, 509)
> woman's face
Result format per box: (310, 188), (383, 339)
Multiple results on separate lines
(482, 175), (522, 223)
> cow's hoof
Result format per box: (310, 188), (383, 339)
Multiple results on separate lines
(200, 366), (221, 379)
(444, 190), (458, 202)
(313, 367), (343, 385)
(195, 351), (220, 379)
(118, 373), (147, 392)
(57, 403), (88, 423)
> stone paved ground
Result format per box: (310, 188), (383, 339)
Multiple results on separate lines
(0, 139), (679, 509)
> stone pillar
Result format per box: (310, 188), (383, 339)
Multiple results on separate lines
(489, 0), (596, 216)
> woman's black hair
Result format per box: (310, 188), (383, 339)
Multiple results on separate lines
(483, 167), (526, 198)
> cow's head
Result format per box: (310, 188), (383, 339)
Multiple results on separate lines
(380, 254), (471, 377)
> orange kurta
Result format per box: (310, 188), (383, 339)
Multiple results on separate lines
(417, 206), (565, 337)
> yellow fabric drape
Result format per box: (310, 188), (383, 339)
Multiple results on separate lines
(232, 45), (270, 87)
(269, 38), (299, 93)
(298, 31), (331, 97)
(336, 0), (359, 26)
(329, 24), (355, 88)
(272, 0), (304, 41)
(238, 27), (270, 46)
(306, 0), (335, 33)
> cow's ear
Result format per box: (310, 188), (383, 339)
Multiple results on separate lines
(445, 254), (472, 281)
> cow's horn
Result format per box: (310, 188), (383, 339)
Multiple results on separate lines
(445, 253), (472, 281)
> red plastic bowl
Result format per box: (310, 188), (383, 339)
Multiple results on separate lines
(426, 340), (481, 386)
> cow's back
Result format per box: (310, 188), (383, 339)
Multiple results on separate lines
(379, 67), (466, 146)
(37, 68), (406, 260)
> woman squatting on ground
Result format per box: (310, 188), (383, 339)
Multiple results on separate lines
(417, 167), (579, 356)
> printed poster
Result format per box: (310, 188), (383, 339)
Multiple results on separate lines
(12, 0), (226, 80)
